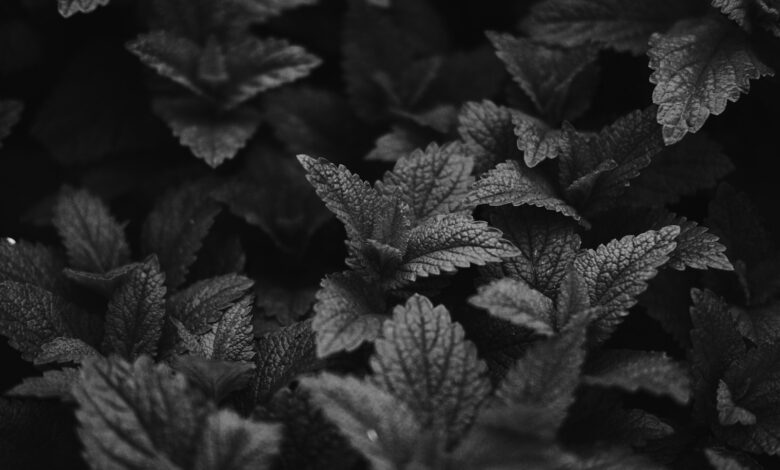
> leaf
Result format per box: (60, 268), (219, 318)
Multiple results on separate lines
(194, 409), (282, 470)
(298, 154), (380, 242)
(583, 350), (691, 403)
(521, 0), (702, 54)
(717, 380), (756, 426)
(649, 16), (774, 145)
(0, 240), (67, 294)
(555, 268), (592, 329)
(0, 281), (96, 361)
(53, 187), (130, 274)
(371, 294), (491, 438)
(377, 142), (474, 222)
(514, 114), (565, 168)
(574, 226), (679, 337)
(233, 0), (318, 22)
(486, 207), (582, 299)
(482, 312), (591, 439)
(35, 337), (99, 365)
(301, 373), (422, 470)
(153, 97), (261, 167)
(397, 214), (520, 284)
(559, 107), (664, 215)
(251, 319), (318, 403)
(311, 271), (386, 357)
(177, 296), (256, 363)
(0, 100), (23, 148)
(622, 133), (733, 207)
(457, 100), (523, 173)
(142, 180), (222, 289)
(102, 258), (167, 360)
(7, 368), (80, 400)
(168, 274), (254, 334)
(469, 278), (555, 335)
(63, 263), (143, 297)
(705, 447), (763, 470)
(487, 32), (599, 122)
(172, 355), (254, 402)
(659, 215), (733, 271)
(465, 160), (586, 226)
(74, 356), (211, 469)
(58, 0), (110, 17)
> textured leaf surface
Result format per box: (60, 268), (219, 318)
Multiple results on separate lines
(583, 350), (691, 403)
(298, 155), (379, 241)
(371, 294), (491, 438)
(53, 187), (130, 274)
(469, 278), (555, 335)
(521, 0), (701, 54)
(465, 160), (585, 225)
(574, 226), (679, 337)
(74, 356), (211, 470)
(398, 214), (520, 283)
(717, 380), (756, 426)
(172, 356), (254, 402)
(514, 113), (565, 168)
(168, 274), (254, 333)
(35, 337), (99, 365)
(486, 207), (581, 298)
(102, 259), (167, 359)
(457, 100), (523, 173)
(649, 17), (774, 145)
(58, 0), (110, 17)
(311, 271), (386, 357)
(0, 240), (67, 294)
(378, 142), (474, 222)
(483, 312), (591, 438)
(154, 97), (260, 167)
(0, 281), (94, 361)
(301, 373), (422, 470)
(252, 319), (317, 403)
(7, 368), (80, 400)
(662, 216), (732, 271)
(193, 409), (281, 470)
(142, 180), (221, 289)
(177, 296), (255, 363)
(488, 32), (598, 122)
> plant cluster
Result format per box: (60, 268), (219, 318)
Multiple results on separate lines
(2, 0), (780, 468)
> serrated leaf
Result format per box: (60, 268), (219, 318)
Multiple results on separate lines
(649, 16), (774, 145)
(0, 240), (67, 294)
(168, 274), (254, 334)
(194, 409), (282, 470)
(465, 160), (586, 225)
(0, 100), (23, 148)
(514, 113), (565, 168)
(173, 355), (254, 402)
(177, 296), (256, 363)
(555, 268), (592, 330)
(377, 142), (474, 222)
(716, 380), (756, 426)
(583, 349), (690, 403)
(574, 226), (679, 338)
(469, 278), (555, 335)
(483, 312), (591, 439)
(153, 97), (260, 167)
(623, 133), (733, 207)
(7, 368), (80, 400)
(559, 107), (664, 215)
(58, 0), (110, 17)
(102, 258), (167, 359)
(312, 271), (386, 357)
(63, 263), (142, 297)
(371, 294), (491, 438)
(53, 187), (130, 274)
(35, 337), (99, 365)
(488, 32), (598, 122)
(142, 180), (222, 289)
(0, 281), (96, 361)
(521, 0), (702, 54)
(251, 319), (318, 403)
(298, 154), (380, 242)
(486, 207), (582, 299)
(301, 373), (422, 470)
(713, 0), (780, 36)
(660, 216), (733, 271)
(74, 356), (211, 469)
(397, 214), (520, 284)
(457, 100), (524, 173)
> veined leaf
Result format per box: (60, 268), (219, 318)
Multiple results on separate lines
(58, 0), (110, 17)
(469, 278), (555, 335)
(457, 100), (524, 173)
(168, 274), (254, 334)
(0, 240), (67, 294)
